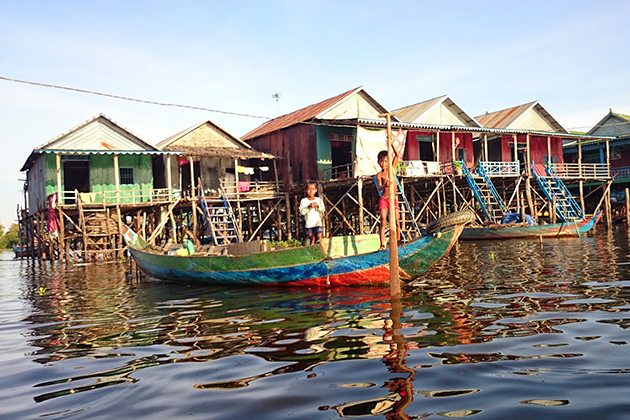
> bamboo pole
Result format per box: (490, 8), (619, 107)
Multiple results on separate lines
(285, 192), (292, 240)
(381, 113), (400, 297)
(358, 177), (364, 235)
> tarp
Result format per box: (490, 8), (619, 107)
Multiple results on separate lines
(354, 127), (407, 177)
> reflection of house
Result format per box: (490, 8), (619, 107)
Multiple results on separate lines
(156, 120), (276, 197)
(20, 114), (173, 213)
(475, 101), (569, 174)
(393, 95), (481, 171)
(242, 87), (391, 186)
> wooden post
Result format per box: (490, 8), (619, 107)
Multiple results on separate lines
(520, 190), (526, 224)
(451, 131), (456, 162)
(513, 135), (518, 163)
(578, 137), (583, 178)
(483, 134), (488, 162)
(579, 180), (585, 216)
(285, 192), (292, 240)
(547, 136), (551, 167)
(605, 139), (611, 178)
(116, 205), (123, 258)
(58, 205), (65, 261)
(189, 157), (195, 198)
(552, 195), (557, 224)
(625, 188), (630, 226)
(358, 177), (364, 235)
(525, 178), (535, 218)
(606, 181), (612, 229)
(435, 130), (440, 164)
(166, 154), (173, 200)
(380, 113), (400, 297)
(525, 134), (531, 176)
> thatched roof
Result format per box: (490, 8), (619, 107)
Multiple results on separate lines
(163, 145), (275, 160)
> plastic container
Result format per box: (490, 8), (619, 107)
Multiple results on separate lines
(184, 239), (195, 255)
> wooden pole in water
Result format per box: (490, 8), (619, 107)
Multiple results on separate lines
(552, 195), (557, 224)
(625, 188), (629, 226)
(380, 113), (400, 297)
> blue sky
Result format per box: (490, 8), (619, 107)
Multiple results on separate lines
(1, 0), (629, 229)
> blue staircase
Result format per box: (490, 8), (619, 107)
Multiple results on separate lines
(460, 161), (507, 223)
(531, 162), (584, 222)
(199, 187), (241, 246)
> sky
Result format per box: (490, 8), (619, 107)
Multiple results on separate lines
(1, 0), (629, 229)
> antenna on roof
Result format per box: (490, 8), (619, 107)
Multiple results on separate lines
(272, 93), (280, 116)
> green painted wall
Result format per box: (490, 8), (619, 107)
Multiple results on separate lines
(46, 154), (155, 204)
(315, 125), (356, 180)
(45, 154), (58, 197)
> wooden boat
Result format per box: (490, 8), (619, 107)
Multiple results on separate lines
(460, 212), (602, 241)
(122, 224), (465, 287)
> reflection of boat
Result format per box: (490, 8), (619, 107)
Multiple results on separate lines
(122, 224), (464, 287)
(460, 212), (602, 241)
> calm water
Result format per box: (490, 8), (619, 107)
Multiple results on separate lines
(3, 227), (630, 419)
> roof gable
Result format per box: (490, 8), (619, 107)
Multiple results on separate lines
(35, 114), (156, 151)
(476, 101), (568, 133)
(587, 111), (630, 137)
(393, 95), (481, 127)
(158, 120), (250, 150)
(242, 87), (391, 140)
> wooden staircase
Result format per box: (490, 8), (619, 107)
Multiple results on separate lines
(199, 188), (241, 246)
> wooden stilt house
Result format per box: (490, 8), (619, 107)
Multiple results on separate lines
(156, 119), (277, 198)
(392, 95), (481, 175)
(18, 114), (179, 260)
(242, 87), (393, 187)
(474, 101), (569, 175)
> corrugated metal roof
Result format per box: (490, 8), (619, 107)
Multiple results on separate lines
(357, 118), (615, 140)
(475, 101), (568, 133)
(393, 95), (446, 122)
(475, 101), (537, 129)
(35, 113), (157, 151)
(393, 95), (481, 127)
(242, 87), (364, 140)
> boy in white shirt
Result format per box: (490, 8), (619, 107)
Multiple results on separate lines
(299, 181), (325, 245)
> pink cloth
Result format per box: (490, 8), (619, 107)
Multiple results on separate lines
(238, 181), (251, 192)
(47, 193), (60, 235)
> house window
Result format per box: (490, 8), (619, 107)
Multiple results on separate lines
(416, 135), (433, 143)
(119, 167), (135, 185)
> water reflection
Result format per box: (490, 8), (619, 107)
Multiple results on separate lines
(9, 226), (630, 418)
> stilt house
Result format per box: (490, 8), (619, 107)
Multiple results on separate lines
(20, 114), (173, 213)
(242, 87), (393, 187)
(156, 120), (276, 198)
(392, 95), (481, 175)
(475, 101), (569, 175)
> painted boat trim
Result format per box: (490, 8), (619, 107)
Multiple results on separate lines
(124, 225), (464, 287)
(460, 212), (602, 240)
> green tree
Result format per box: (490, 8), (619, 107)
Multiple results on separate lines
(0, 224), (19, 249)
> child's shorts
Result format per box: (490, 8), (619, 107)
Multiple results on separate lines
(379, 198), (398, 210)
(305, 226), (323, 236)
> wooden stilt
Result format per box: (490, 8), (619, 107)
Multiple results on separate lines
(285, 193), (292, 240)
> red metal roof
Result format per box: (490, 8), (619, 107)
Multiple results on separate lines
(241, 87), (361, 140)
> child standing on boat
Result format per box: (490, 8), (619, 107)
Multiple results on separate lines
(377, 149), (401, 250)
(299, 180), (325, 245)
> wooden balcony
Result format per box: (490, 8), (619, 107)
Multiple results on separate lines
(60, 188), (180, 206)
